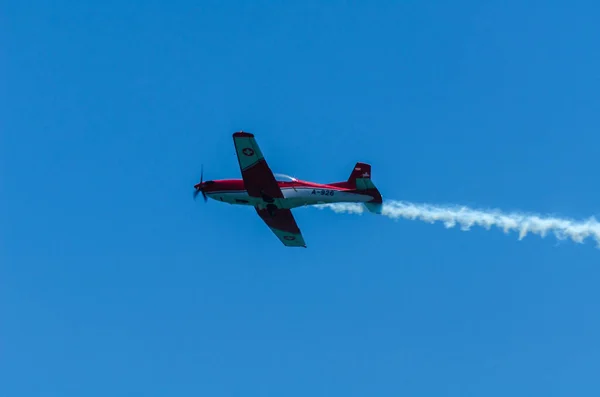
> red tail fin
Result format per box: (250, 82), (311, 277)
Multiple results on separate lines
(350, 162), (383, 211)
(348, 162), (372, 187)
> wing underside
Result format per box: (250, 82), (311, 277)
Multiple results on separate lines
(255, 207), (306, 247)
(232, 132), (283, 200)
(232, 131), (306, 247)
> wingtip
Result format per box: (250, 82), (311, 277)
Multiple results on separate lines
(233, 130), (254, 138)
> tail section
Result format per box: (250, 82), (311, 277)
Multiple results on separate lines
(349, 162), (383, 214)
(348, 162), (372, 186)
(364, 202), (383, 214)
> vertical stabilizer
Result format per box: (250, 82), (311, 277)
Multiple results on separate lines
(348, 162), (383, 213)
(348, 162), (372, 188)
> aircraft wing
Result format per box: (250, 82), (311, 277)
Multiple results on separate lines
(255, 207), (307, 248)
(232, 131), (284, 200)
(233, 131), (306, 247)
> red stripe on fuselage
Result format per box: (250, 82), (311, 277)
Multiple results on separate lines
(201, 179), (245, 193)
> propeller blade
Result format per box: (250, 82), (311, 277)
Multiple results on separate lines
(193, 164), (207, 202)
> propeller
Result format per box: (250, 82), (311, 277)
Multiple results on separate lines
(193, 164), (208, 202)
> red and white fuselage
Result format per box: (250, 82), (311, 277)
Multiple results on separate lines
(200, 175), (382, 210)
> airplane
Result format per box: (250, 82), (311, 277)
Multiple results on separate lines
(193, 131), (383, 247)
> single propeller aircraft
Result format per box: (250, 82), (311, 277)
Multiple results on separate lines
(193, 131), (383, 247)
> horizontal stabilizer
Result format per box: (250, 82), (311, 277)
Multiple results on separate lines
(364, 202), (383, 214)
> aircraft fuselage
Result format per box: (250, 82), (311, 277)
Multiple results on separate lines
(201, 178), (379, 210)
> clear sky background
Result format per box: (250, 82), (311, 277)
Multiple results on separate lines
(3, 1), (600, 396)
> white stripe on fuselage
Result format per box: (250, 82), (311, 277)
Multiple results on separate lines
(206, 187), (374, 209)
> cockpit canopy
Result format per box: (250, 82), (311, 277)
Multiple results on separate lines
(274, 173), (298, 182)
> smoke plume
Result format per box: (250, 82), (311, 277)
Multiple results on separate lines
(317, 201), (600, 246)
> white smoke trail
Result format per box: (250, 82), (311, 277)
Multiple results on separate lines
(316, 200), (600, 247)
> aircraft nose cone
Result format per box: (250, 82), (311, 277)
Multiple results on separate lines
(193, 182), (208, 202)
(194, 180), (214, 192)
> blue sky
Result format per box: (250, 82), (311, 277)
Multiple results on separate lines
(3, 1), (600, 395)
